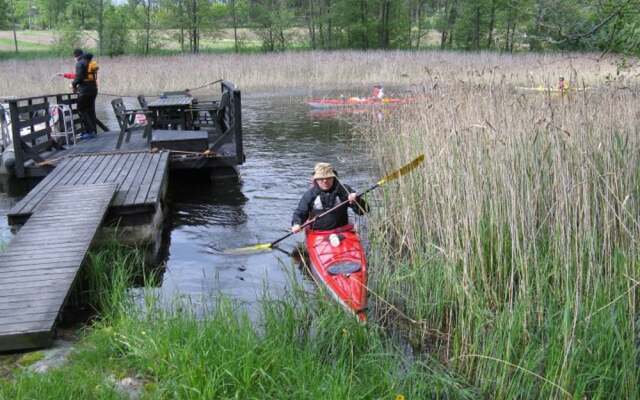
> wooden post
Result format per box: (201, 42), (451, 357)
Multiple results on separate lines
(8, 100), (24, 178)
(232, 87), (243, 165)
(54, 94), (65, 133)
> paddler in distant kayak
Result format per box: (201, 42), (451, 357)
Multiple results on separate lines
(558, 76), (569, 91)
(291, 162), (368, 233)
(371, 85), (384, 100)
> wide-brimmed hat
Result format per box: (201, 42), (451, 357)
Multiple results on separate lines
(313, 162), (336, 180)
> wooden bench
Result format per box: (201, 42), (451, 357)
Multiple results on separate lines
(151, 130), (209, 152)
(111, 98), (154, 149)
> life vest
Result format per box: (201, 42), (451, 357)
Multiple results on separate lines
(86, 60), (99, 82)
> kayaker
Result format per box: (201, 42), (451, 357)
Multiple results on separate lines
(372, 85), (384, 100)
(291, 162), (368, 233)
(558, 76), (569, 91)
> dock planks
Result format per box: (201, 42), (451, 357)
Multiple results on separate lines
(7, 151), (169, 225)
(0, 183), (117, 352)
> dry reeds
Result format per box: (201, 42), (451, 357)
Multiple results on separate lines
(1, 51), (636, 99)
(366, 73), (640, 397)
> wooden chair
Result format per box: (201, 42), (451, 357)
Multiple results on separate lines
(111, 98), (154, 149)
(137, 95), (148, 109)
(189, 96), (219, 129)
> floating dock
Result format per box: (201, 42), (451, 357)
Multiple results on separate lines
(0, 81), (245, 352)
(0, 184), (117, 351)
(7, 151), (169, 226)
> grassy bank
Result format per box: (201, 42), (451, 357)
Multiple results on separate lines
(1, 50), (636, 99)
(364, 79), (639, 397)
(0, 242), (475, 399)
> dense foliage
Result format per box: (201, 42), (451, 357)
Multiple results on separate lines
(1, 0), (639, 56)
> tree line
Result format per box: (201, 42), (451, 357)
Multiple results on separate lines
(1, 0), (638, 56)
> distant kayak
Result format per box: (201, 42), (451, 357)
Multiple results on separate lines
(515, 86), (590, 93)
(306, 96), (411, 109)
(305, 225), (367, 322)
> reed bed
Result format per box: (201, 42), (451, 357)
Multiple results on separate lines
(0, 50), (636, 99)
(365, 81), (640, 397)
(1, 242), (475, 398)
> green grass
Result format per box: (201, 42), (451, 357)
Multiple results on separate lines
(0, 48), (59, 60)
(0, 240), (476, 399)
(0, 38), (50, 51)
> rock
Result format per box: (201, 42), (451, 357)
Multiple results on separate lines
(113, 375), (144, 400)
(28, 340), (74, 373)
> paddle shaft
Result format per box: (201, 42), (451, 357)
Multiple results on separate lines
(227, 154), (424, 254)
(270, 184), (379, 248)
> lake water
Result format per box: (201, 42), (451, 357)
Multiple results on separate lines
(0, 92), (375, 315)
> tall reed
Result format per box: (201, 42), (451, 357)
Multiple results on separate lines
(365, 82), (640, 397)
(0, 51), (633, 98)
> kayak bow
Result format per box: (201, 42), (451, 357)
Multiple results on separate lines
(305, 224), (367, 322)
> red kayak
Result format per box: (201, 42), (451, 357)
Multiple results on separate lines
(305, 224), (368, 322)
(306, 97), (410, 109)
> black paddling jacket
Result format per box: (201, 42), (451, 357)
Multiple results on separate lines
(292, 180), (368, 231)
(72, 58), (97, 94)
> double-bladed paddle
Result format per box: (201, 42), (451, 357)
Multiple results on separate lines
(225, 154), (425, 255)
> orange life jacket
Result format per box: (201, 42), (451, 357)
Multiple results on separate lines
(86, 60), (99, 82)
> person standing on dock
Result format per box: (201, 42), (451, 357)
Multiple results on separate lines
(62, 49), (98, 138)
(291, 162), (368, 233)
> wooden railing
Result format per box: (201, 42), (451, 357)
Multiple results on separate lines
(220, 80), (244, 165)
(5, 93), (107, 178)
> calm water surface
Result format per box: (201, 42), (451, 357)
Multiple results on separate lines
(0, 92), (375, 313)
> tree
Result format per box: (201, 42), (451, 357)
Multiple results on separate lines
(228, 0), (249, 52)
(409, 0), (431, 49)
(102, 4), (129, 56)
(9, 0), (19, 52)
(36, 0), (68, 29)
(157, 0), (188, 52)
(53, 21), (83, 55)
(0, 0), (11, 30)
(252, 0), (295, 51)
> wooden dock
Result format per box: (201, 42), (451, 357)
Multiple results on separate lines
(8, 151), (169, 225)
(41, 130), (240, 172)
(0, 183), (117, 351)
(4, 81), (244, 179)
(0, 81), (245, 352)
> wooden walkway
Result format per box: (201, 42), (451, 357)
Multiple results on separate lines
(0, 184), (117, 351)
(8, 151), (169, 225)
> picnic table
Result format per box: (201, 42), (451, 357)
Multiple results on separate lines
(147, 95), (194, 130)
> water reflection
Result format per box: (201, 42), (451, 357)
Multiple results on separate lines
(169, 172), (248, 228)
(0, 92), (373, 315)
(157, 93), (372, 314)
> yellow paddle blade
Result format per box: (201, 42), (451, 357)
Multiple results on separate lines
(224, 242), (273, 255)
(376, 154), (425, 186)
